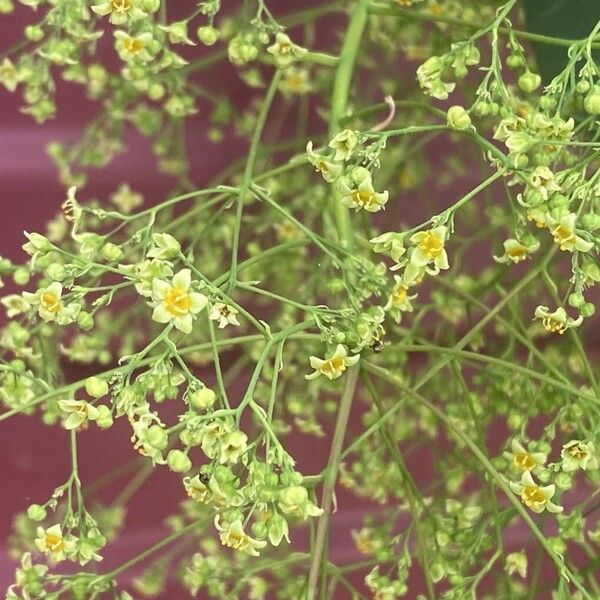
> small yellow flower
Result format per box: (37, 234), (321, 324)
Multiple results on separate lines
(506, 440), (547, 472)
(494, 238), (540, 264)
(384, 275), (417, 322)
(214, 517), (267, 557)
(151, 269), (208, 334)
(306, 141), (342, 183)
(91, 0), (144, 24)
(548, 213), (593, 253)
(0, 57), (19, 92)
(534, 306), (582, 334)
(280, 67), (311, 95)
(337, 167), (389, 213)
(509, 471), (562, 514)
(22, 282), (80, 325)
(305, 344), (359, 380)
(35, 525), (75, 562)
(561, 440), (598, 472)
(114, 31), (154, 62)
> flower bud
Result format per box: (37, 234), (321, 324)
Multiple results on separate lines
(167, 450), (192, 473)
(568, 292), (585, 309)
(146, 425), (168, 449)
(95, 405), (113, 429)
(25, 25), (44, 42)
(518, 71), (541, 93)
(188, 387), (216, 410)
(77, 311), (94, 331)
(584, 87), (600, 115)
(13, 267), (30, 286)
(580, 213), (600, 231)
(197, 26), (219, 46)
(580, 302), (595, 318)
(85, 376), (108, 398)
(101, 242), (123, 262)
(446, 105), (471, 130)
(27, 503), (47, 522)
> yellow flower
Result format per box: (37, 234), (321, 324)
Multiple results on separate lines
(494, 238), (540, 264)
(151, 269), (208, 334)
(534, 305), (582, 334)
(305, 344), (359, 380)
(114, 31), (154, 62)
(0, 57), (19, 92)
(506, 440), (547, 472)
(22, 282), (80, 325)
(548, 213), (593, 253)
(384, 275), (417, 322)
(214, 517), (267, 557)
(561, 440), (598, 472)
(509, 471), (562, 513)
(35, 525), (75, 562)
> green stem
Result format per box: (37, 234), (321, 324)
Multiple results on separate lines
(227, 70), (282, 292)
(327, 0), (371, 249)
(305, 366), (359, 599)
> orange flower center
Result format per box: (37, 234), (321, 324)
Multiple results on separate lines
(164, 286), (191, 317)
(521, 485), (546, 507)
(419, 232), (443, 259)
(123, 37), (145, 54)
(41, 292), (61, 313)
(44, 533), (64, 553)
(514, 452), (536, 470)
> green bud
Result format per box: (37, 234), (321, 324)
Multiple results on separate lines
(77, 311), (94, 331)
(580, 212), (600, 231)
(45, 263), (66, 281)
(95, 405), (113, 429)
(518, 71), (541, 93)
(167, 450), (192, 473)
(188, 387), (216, 410)
(538, 95), (556, 111)
(101, 242), (123, 262)
(147, 83), (165, 101)
(446, 105), (472, 130)
(506, 54), (523, 68)
(27, 503), (47, 521)
(568, 292), (585, 309)
(146, 425), (168, 449)
(584, 87), (600, 115)
(576, 80), (590, 94)
(252, 521), (268, 538)
(141, 0), (160, 12)
(197, 26), (219, 46)
(13, 267), (30, 286)
(85, 376), (108, 398)
(24, 25), (44, 42)
(580, 302), (595, 318)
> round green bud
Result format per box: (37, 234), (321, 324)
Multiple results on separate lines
(95, 405), (113, 429)
(576, 80), (590, 94)
(85, 376), (108, 398)
(0, 0), (14, 14)
(27, 503), (47, 522)
(101, 242), (123, 262)
(537, 468), (551, 483)
(77, 311), (94, 331)
(583, 88), (600, 115)
(146, 425), (168, 449)
(474, 102), (490, 117)
(197, 25), (219, 46)
(24, 25), (44, 42)
(10, 359), (26, 373)
(538, 95), (556, 111)
(568, 292), (585, 309)
(45, 263), (66, 281)
(13, 267), (30, 286)
(167, 450), (192, 473)
(518, 71), (542, 93)
(251, 521), (268, 537)
(581, 213), (600, 231)
(141, 0), (160, 12)
(555, 472), (572, 490)
(188, 387), (216, 410)
(506, 54), (523, 69)
(580, 302), (595, 318)
(446, 105), (472, 130)
(265, 472), (278, 487)
(147, 83), (165, 101)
